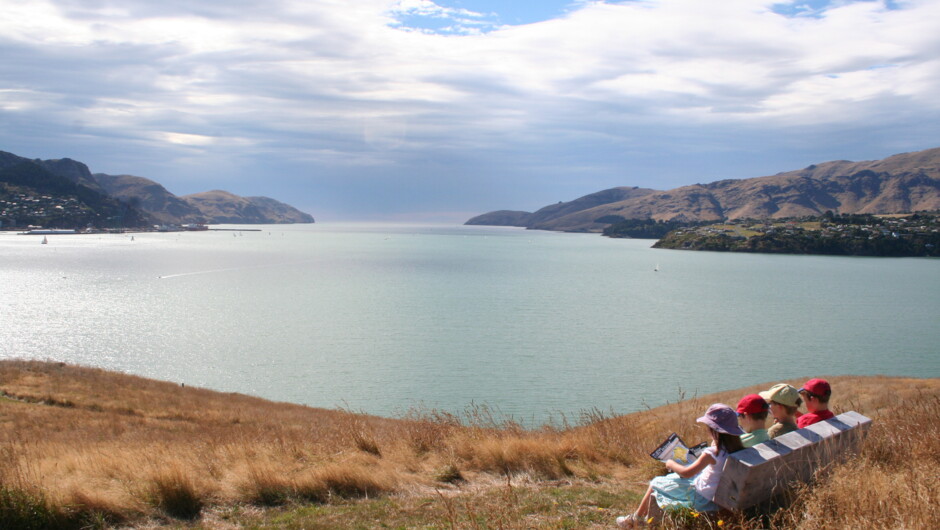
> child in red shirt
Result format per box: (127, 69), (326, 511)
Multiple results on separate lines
(796, 378), (834, 428)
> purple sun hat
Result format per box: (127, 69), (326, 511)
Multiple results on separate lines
(697, 403), (745, 436)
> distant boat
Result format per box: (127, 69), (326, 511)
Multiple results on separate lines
(654, 264), (659, 272)
(41, 236), (48, 245)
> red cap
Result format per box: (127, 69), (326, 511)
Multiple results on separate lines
(800, 378), (831, 397)
(736, 394), (770, 415)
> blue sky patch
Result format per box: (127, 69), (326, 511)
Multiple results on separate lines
(772, 1), (901, 19)
(389, 0), (586, 34)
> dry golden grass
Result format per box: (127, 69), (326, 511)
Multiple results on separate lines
(1, 360), (938, 528)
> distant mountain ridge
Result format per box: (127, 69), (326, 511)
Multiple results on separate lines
(95, 174), (315, 225)
(0, 149), (314, 226)
(466, 147), (940, 232)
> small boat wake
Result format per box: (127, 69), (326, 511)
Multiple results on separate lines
(159, 265), (266, 279)
(158, 261), (309, 279)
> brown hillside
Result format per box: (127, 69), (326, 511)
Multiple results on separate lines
(95, 173), (205, 224)
(470, 147), (940, 232)
(183, 190), (314, 224)
(0, 360), (937, 528)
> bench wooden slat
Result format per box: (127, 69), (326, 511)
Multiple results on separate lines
(712, 411), (872, 511)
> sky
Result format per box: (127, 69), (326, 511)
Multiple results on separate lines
(1, 0), (938, 222)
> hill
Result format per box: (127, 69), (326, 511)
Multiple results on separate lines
(94, 173), (205, 225)
(95, 175), (315, 225)
(0, 360), (936, 529)
(182, 190), (315, 224)
(466, 147), (940, 232)
(33, 157), (106, 194)
(0, 149), (315, 228)
(651, 213), (940, 257)
(0, 159), (149, 229)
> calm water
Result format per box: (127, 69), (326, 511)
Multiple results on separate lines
(1, 223), (938, 423)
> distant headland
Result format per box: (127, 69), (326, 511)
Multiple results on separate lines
(466, 146), (940, 234)
(0, 149), (314, 230)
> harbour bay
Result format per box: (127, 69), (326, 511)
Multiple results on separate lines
(2, 223), (937, 423)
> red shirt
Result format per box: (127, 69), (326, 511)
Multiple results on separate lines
(797, 409), (835, 428)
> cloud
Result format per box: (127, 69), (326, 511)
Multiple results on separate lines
(0, 0), (938, 218)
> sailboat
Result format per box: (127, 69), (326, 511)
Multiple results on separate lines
(41, 236), (48, 245)
(654, 263), (659, 272)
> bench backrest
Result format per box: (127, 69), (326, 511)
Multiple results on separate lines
(712, 411), (872, 511)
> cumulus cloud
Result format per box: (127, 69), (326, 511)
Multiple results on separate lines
(0, 0), (938, 218)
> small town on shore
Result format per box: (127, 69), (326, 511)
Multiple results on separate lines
(650, 212), (940, 257)
(0, 192), (209, 234)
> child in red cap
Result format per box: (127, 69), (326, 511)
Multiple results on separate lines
(736, 394), (770, 447)
(796, 378), (834, 428)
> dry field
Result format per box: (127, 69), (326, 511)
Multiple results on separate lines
(0, 360), (937, 529)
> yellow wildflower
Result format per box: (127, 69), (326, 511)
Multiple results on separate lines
(647, 517), (654, 524)
(717, 520), (725, 527)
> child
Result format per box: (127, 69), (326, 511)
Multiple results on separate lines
(759, 383), (801, 438)
(797, 378), (834, 428)
(736, 394), (770, 447)
(616, 404), (744, 528)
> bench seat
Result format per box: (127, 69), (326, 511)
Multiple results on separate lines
(712, 411), (872, 511)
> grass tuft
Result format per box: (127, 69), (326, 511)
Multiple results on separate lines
(0, 486), (61, 530)
(240, 467), (294, 506)
(434, 463), (465, 484)
(147, 470), (204, 520)
(351, 430), (382, 457)
(316, 463), (394, 499)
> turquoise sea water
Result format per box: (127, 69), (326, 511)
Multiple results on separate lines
(1, 223), (938, 423)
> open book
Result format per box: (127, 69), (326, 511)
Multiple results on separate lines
(649, 433), (708, 465)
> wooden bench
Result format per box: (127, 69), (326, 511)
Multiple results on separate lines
(712, 411), (873, 511)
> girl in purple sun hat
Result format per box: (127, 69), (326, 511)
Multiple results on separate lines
(616, 403), (744, 527)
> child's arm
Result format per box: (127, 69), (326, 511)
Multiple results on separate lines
(665, 450), (716, 479)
